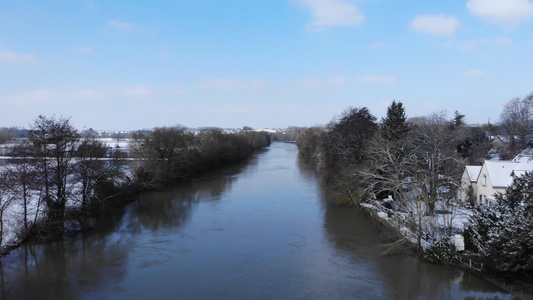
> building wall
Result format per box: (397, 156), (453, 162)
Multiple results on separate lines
(475, 163), (505, 205)
(460, 169), (477, 203)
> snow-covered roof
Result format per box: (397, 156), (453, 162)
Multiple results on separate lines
(495, 135), (510, 143)
(514, 155), (533, 172)
(484, 160), (519, 188)
(465, 165), (482, 182)
(513, 170), (528, 178)
(517, 148), (533, 156)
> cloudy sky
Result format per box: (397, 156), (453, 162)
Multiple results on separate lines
(1, 0), (532, 130)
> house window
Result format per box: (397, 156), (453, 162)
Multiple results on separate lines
(482, 175), (487, 186)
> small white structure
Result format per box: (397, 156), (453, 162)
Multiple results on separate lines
(454, 235), (465, 251)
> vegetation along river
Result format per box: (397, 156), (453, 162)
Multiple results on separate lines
(0, 143), (513, 299)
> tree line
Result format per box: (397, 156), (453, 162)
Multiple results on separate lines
(297, 102), (488, 211)
(290, 95), (533, 252)
(128, 125), (271, 189)
(296, 94), (533, 275)
(0, 115), (271, 252)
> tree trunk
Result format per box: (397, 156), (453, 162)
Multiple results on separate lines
(47, 200), (65, 238)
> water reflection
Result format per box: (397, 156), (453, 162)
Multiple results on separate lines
(296, 147), (512, 300)
(0, 151), (256, 300)
(125, 156), (253, 234)
(1, 231), (129, 300)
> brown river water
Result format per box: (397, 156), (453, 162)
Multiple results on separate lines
(0, 143), (513, 299)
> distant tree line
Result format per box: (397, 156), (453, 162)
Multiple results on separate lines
(0, 127), (28, 143)
(128, 126), (271, 189)
(0, 115), (271, 252)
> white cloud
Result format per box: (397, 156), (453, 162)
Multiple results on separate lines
(466, 0), (533, 26)
(72, 46), (92, 53)
(173, 83), (186, 95)
(82, 0), (97, 10)
(3, 84), (156, 106)
(108, 20), (136, 31)
(197, 78), (270, 92)
(461, 37), (512, 51)
(409, 14), (460, 36)
(326, 74), (347, 87)
(424, 102), (439, 111)
(68, 88), (101, 100)
(491, 37), (513, 46)
(368, 42), (384, 50)
(355, 75), (397, 84)
(210, 104), (250, 115)
(294, 77), (321, 88)
(293, 75), (348, 88)
(2, 88), (58, 105)
(158, 51), (168, 59)
(462, 69), (485, 77)
(0, 49), (37, 64)
(124, 84), (154, 97)
(298, 0), (366, 31)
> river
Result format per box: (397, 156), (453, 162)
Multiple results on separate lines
(0, 143), (513, 299)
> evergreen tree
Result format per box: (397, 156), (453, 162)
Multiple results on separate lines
(452, 110), (466, 128)
(464, 172), (533, 272)
(381, 100), (410, 142)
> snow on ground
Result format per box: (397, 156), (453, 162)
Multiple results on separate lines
(433, 205), (474, 234)
(363, 198), (474, 250)
(0, 138), (133, 251)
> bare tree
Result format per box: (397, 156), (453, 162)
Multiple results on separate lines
(295, 126), (325, 158)
(360, 101), (414, 206)
(359, 135), (417, 208)
(72, 137), (126, 227)
(410, 112), (462, 215)
(29, 115), (78, 237)
(0, 168), (16, 247)
(499, 93), (533, 152)
(9, 141), (39, 239)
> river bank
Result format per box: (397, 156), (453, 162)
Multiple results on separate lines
(358, 202), (533, 300)
(0, 134), (271, 258)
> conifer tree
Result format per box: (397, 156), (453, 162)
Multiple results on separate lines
(381, 100), (410, 142)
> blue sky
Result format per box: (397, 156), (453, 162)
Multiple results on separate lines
(1, 0), (532, 130)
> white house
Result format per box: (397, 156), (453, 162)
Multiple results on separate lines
(460, 153), (533, 205)
(475, 160), (518, 205)
(460, 165), (482, 203)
